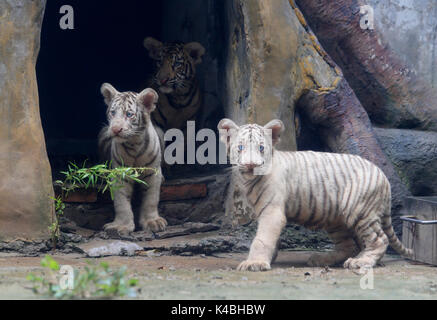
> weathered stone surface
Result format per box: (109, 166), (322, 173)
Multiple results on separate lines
(140, 224), (331, 255)
(155, 222), (220, 239)
(375, 128), (437, 196)
(96, 222), (220, 242)
(0, 1), (53, 240)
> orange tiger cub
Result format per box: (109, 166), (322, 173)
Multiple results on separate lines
(144, 37), (205, 139)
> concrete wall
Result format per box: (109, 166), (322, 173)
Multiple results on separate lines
(369, 0), (437, 87)
(0, 0), (53, 240)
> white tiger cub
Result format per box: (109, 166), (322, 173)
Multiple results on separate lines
(98, 83), (167, 234)
(218, 118), (413, 271)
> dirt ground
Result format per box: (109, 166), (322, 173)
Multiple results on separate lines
(1, 250), (437, 300)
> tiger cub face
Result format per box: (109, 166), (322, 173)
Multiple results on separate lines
(144, 37), (205, 94)
(100, 83), (158, 141)
(218, 119), (284, 175)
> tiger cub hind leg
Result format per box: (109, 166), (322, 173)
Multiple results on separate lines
(344, 220), (389, 269)
(307, 230), (359, 267)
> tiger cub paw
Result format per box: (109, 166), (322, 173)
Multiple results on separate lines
(343, 257), (375, 269)
(237, 260), (271, 272)
(103, 221), (135, 235)
(141, 217), (167, 232)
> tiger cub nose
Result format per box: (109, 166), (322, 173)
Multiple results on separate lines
(160, 78), (169, 85)
(112, 126), (123, 135)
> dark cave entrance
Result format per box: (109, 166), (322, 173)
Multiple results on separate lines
(37, 0), (226, 180)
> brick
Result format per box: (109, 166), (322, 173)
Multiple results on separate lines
(160, 183), (207, 201)
(56, 188), (98, 203)
(54, 183), (208, 203)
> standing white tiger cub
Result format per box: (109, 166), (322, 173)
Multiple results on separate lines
(98, 83), (167, 234)
(218, 118), (412, 271)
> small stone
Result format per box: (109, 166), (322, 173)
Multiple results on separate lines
(86, 241), (142, 257)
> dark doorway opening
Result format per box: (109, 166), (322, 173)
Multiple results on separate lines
(37, 0), (226, 180)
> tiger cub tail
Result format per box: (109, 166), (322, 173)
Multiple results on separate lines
(382, 206), (414, 258)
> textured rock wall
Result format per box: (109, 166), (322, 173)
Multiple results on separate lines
(0, 1), (53, 240)
(368, 0), (437, 87)
(375, 128), (437, 196)
(347, 0), (437, 196)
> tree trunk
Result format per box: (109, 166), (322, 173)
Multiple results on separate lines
(0, 0), (53, 240)
(296, 0), (437, 131)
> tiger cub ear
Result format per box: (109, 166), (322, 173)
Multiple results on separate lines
(184, 42), (205, 65)
(218, 118), (239, 145)
(144, 37), (163, 60)
(264, 119), (284, 145)
(137, 88), (158, 113)
(100, 83), (119, 106)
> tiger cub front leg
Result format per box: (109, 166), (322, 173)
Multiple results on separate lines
(104, 181), (135, 235)
(238, 206), (286, 272)
(139, 171), (167, 232)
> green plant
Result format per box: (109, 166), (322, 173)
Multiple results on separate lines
(57, 161), (157, 199)
(48, 196), (66, 248)
(27, 255), (139, 299)
(50, 161), (157, 247)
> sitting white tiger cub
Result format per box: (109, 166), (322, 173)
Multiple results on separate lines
(218, 118), (412, 271)
(98, 83), (167, 234)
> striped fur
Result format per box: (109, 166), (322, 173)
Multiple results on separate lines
(218, 118), (413, 271)
(144, 37), (204, 133)
(98, 83), (167, 234)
